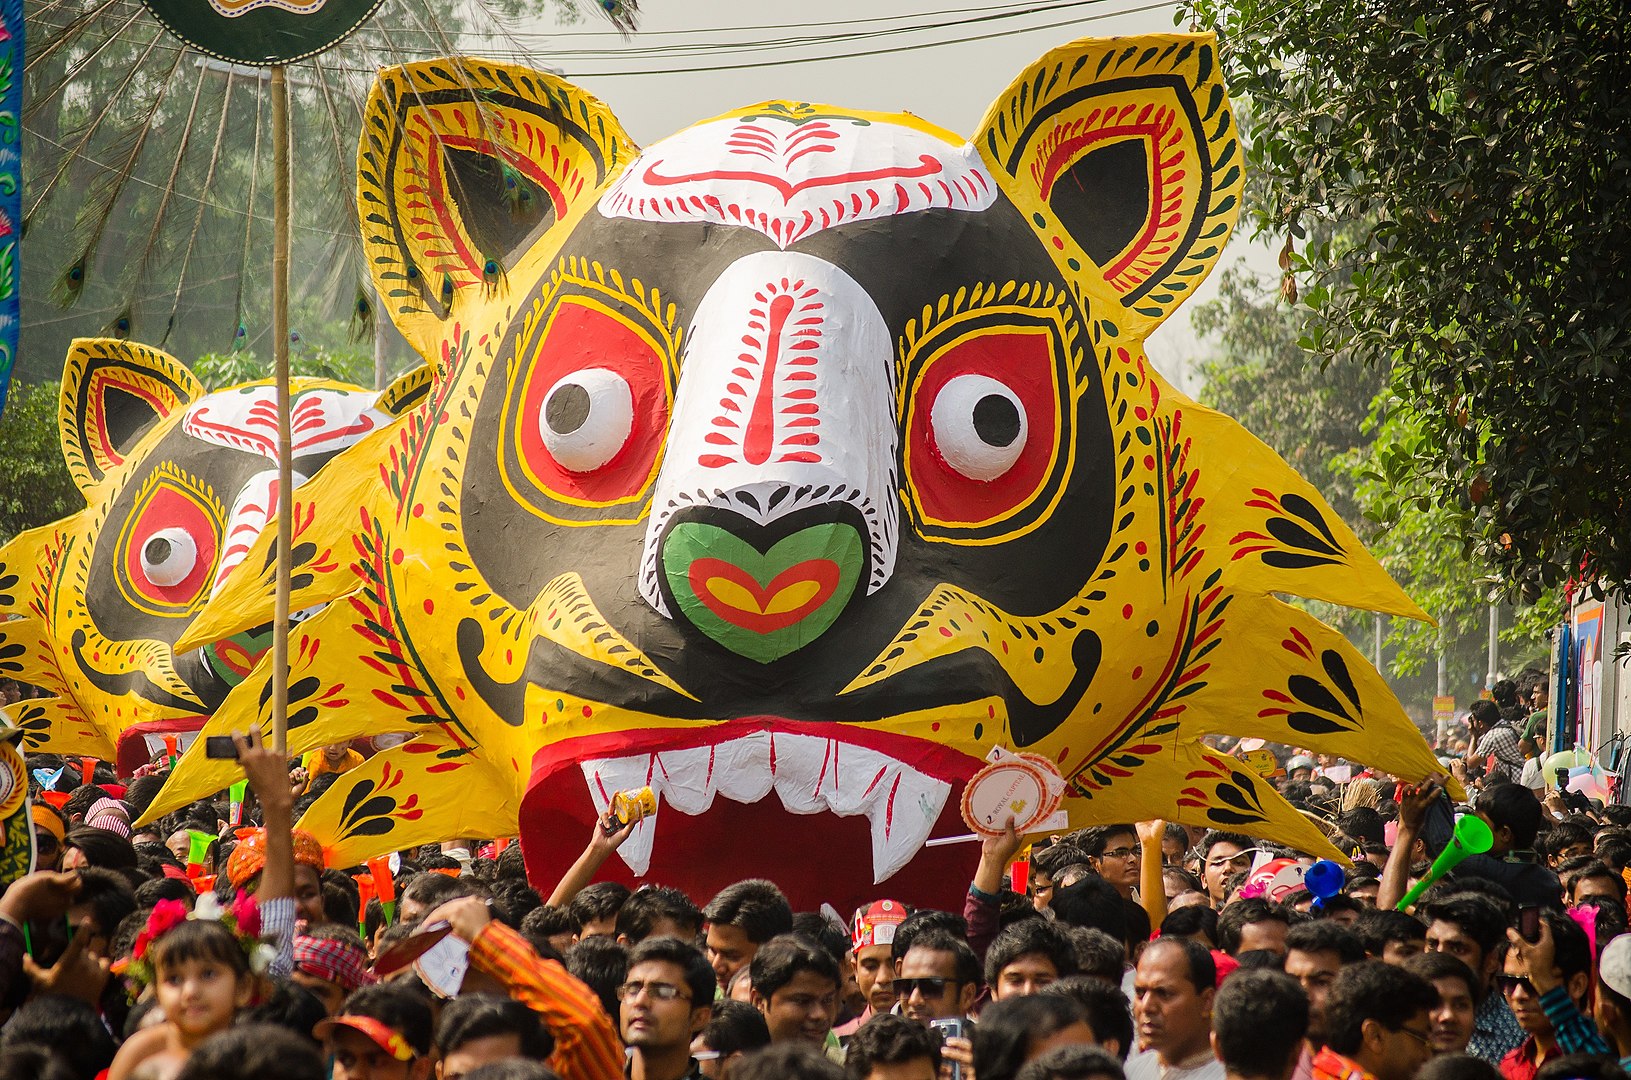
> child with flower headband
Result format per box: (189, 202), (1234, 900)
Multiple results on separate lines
(108, 729), (304, 1079)
(106, 890), (274, 1079)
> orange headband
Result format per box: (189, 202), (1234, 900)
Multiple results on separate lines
(225, 827), (325, 887)
(30, 804), (65, 845)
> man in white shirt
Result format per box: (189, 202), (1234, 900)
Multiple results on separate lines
(1126, 937), (1224, 1080)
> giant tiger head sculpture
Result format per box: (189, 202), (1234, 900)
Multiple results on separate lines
(151, 36), (1447, 909)
(0, 341), (427, 773)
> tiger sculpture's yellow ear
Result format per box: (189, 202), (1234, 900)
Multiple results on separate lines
(975, 34), (1242, 337)
(374, 364), (435, 419)
(59, 339), (203, 495)
(358, 58), (639, 362)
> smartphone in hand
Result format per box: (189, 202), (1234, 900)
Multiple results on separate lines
(1519, 905), (1542, 944)
(930, 1017), (967, 1080)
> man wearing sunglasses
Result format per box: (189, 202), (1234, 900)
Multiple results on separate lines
(1497, 910), (1611, 1080)
(895, 929), (980, 1024)
(621, 937), (717, 1080)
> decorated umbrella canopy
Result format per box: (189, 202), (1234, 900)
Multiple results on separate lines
(137, 0), (393, 66)
(19, 0), (638, 380)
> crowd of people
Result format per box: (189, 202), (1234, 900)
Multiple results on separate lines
(0, 672), (1627, 1080)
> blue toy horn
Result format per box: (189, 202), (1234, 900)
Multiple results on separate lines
(1304, 859), (1345, 908)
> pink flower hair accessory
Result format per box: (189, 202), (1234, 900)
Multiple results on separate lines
(118, 889), (271, 996)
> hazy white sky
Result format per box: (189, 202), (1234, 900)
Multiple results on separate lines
(453, 0), (1274, 391)
(506, 0), (1191, 143)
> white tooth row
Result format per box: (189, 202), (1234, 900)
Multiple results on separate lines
(580, 731), (951, 884)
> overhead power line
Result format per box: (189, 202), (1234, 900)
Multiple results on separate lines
(385, 0), (1144, 39)
(32, 0), (1178, 79)
(460, 0), (1121, 61)
(319, 0), (1177, 77)
(561, 2), (1178, 75)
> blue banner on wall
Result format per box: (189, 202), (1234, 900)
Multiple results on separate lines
(0, 0), (19, 416)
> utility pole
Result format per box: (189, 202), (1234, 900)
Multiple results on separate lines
(373, 283), (388, 391)
(1437, 621), (1451, 746)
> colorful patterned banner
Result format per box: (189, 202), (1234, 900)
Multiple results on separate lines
(0, 0), (20, 415)
(0, 727), (34, 886)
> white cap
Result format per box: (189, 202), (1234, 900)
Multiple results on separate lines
(1601, 934), (1631, 1001)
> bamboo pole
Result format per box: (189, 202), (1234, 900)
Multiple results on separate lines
(270, 64), (291, 757)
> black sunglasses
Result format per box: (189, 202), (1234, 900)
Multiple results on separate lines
(1496, 974), (1536, 996)
(895, 977), (958, 997)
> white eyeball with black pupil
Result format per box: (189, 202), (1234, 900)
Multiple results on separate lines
(140, 527), (198, 587)
(538, 368), (635, 474)
(930, 374), (1028, 481)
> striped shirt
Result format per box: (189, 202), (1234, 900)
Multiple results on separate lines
(1497, 987), (1612, 1080)
(470, 919), (623, 1080)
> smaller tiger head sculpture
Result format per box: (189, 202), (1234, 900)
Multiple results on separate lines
(0, 340), (427, 770)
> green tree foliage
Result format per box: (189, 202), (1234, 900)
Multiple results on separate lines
(0, 381), (81, 545)
(1191, 263), (1382, 526)
(1190, 259), (1552, 694)
(1337, 381), (1558, 682)
(192, 344), (377, 391)
(1184, 0), (1631, 596)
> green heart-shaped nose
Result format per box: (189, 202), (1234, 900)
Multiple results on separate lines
(661, 520), (865, 663)
(202, 625), (275, 687)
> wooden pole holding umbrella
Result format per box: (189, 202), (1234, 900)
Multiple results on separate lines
(132, 0), (394, 758)
(269, 62), (291, 755)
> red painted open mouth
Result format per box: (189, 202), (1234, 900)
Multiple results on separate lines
(520, 718), (988, 911)
(115, 717), (208, 776)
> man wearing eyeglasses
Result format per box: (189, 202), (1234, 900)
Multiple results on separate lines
(1309, 961), (1436, 1080)
(621, 937), (718, 1080)
(1081, 824), (1143, 900)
